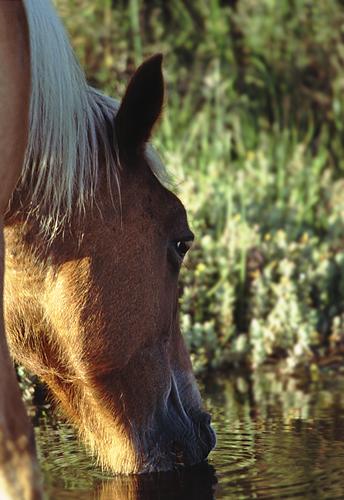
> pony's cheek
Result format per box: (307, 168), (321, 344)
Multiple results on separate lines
(102, 346), (172, 423)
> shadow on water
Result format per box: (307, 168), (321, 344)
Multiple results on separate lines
(28, 369), (344, 499)
(45, 465), (217, 500)
(92, 464), (216, 500)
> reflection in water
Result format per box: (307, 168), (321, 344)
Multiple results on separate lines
(204, 371), (344, 499)
(32, 370), (344, 499)
(46, 465), (216, 500)
(93, 465), (216, 500)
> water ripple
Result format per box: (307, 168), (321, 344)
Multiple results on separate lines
(31, 373), (344, 499)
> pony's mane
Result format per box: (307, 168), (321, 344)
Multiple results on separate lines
(21, 0), (164, 239)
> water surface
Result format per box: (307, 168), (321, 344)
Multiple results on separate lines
(31, 370), (344, 499)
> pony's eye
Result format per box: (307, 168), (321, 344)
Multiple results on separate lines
(174, 240), (193, 259)
(168, 233), (194, 269)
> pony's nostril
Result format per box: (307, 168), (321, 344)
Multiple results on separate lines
(200, 411), (212, 426)
(199, 412), (216, 454)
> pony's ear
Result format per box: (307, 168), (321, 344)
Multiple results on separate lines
(115, 53), (164, 157)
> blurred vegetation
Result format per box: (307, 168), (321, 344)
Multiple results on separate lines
(55, 0), (344, 373)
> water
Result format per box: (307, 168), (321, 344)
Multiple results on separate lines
(31, 370), (344, 499)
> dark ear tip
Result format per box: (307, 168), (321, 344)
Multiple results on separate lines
(143, 53), (163, 71)
(152, 53), (163, 64)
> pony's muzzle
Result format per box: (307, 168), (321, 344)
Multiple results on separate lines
(198, 411), (217, 455)
(163, 409), (216, 468)
(153, 376), (216, 469)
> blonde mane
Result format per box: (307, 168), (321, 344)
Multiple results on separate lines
(18, 0), (166, 239)
(20, 0), (122, 237)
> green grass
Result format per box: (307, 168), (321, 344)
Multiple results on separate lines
(56, 0), (344, 373)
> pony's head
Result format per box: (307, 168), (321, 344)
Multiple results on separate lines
(5, 47), (215, 472)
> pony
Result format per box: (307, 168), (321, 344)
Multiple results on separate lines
(0, 1), (40, 498)
(4, 0), (216, 474)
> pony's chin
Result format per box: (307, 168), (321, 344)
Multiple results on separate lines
(100, 452), (213, 476)
(92, 420), (215, 475)
(137, 448), (214, 474)
(83, 414), (216, 475)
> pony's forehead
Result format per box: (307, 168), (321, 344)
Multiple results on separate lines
(145, 144), (163, 171)
(144, 144), (168, 185)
